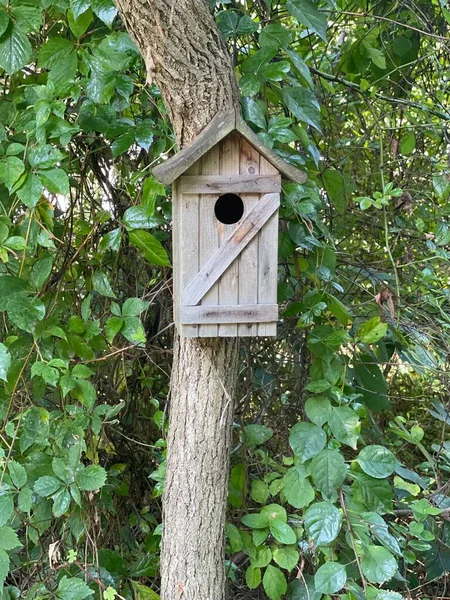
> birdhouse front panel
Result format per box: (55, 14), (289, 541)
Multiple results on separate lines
(173, 132), (281, 338)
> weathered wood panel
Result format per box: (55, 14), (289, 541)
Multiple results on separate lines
(183, 193), (279, 307)
(258, 156), (279, 337)
(179, 160), (200, 337)
(180, 304), (278, 324)
(172, 178), (180, 329)
(199, 146), (220, 337)
(179, 174), (281, 194)
(218, 133), (240, 336)
(238, 139), (259, 336)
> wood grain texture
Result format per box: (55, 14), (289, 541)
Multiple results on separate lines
(183, 192), (280, 307)
(179, 174), (281, 194)
(218, 133), (239, 336)
(172, 179), (180, 329)
(258, 156), (279, 337)
(199, 146), (220, 337)
(180, 304), (278, 324)
(179, 160), (200, 337)
(238, 139), (260, 336)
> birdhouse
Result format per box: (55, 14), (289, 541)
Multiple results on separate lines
(153, 109), (306, 338)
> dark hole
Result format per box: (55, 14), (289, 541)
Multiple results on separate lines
(214, 193), (244, 225)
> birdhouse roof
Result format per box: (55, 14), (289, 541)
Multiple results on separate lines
(152, 109), (307, 185)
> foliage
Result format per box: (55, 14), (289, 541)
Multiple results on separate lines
(0, 0), (450, 599)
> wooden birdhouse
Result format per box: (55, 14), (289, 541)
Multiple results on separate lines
(153, 109), (306, 338)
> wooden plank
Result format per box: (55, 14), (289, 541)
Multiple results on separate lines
(235, 111), (307, 184)
(258, 156), (279, 337)
(172, 179), (180, 329)
(180, 304), (278, 324)
(238, 139), (260, 336)
(179, 160), (200, 337)
(179, 174), (281, 194)
(199, 146), (219, 337)
(218, 133), (240, 336)
(183, 192), (280, 307)
(153, 110), (235, 184)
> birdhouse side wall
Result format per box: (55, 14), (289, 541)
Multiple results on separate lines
(172, 133), (280, 337)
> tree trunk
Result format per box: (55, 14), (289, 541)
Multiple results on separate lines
(112, 1), (241, 598)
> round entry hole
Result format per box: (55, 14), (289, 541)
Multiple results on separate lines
(214, 193), (244, 225)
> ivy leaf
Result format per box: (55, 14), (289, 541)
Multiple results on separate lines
(283, 87), (321, 131)
(263, 565), (287, 600)
(0, 343), (11, 382)
(289, 422), (326, 462)
(129, 230), (171, 267)
(93, 271), (116, 298)
(91, 0), (118, 27)
(0, 23), (32, 74)
(361, 545), (398, 583)
(56, 576), (93, 600)
(357, 445), (397, 479)
(286, 0), (327, 41)
(76, 465), (107, 491)
(310, 449), (346, 496)
(7, 296), (45, 333)
(0, 526), (21, 551)
(314, 563), (347, 594)
(304, 502), (342, 546)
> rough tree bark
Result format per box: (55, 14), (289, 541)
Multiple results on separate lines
(113, 1), (241, 598)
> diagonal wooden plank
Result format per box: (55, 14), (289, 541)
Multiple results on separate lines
(182, 193), (279, 307)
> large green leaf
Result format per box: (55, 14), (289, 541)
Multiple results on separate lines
(0, 23), (32, 74)
(283, 87), (321, 131)
(314, 563), (347, 594)
(273, 546), (299, 572)
(0, 343), (10, 382)
(328, 406), (360, 449)
(361, 545), (397, 583)
(76, 465), (107, 491)
(0, 526), (21, 551)
(304, 502), (342, 546)
(283, 466), (315, 509)
(289, 422), (326, 462)
(310, 449), (346, 496)
(286, 0), (328, 41)
(357, 445), (397, 479)
(129, 230), (171, 266)
(354, 356), (390, 412)
(56, 576), (93, 600)
(263, 565), (287, 600)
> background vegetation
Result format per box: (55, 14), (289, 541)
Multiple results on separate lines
(0, 0), (449, 599)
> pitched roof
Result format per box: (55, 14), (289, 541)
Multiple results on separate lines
(152, 109), (307, 185)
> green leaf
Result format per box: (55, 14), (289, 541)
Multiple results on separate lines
(122, 297), (149, 317)
(304, 397), (332, 426)
(34, 476), (63, 497)
(246, 565), (261, 589)
(0, 526), (21, 550)
(16, 174), (43, 208)
(352, 472), (393, 514)
(354, 357), (390, 412)
(123, 206), (159, 230)
(357, 445), (397, 479)
(251, 480), (269, 505)
(367, 46), (386, 69)
(91, 0), (117, 26)
(7, 296), (45, 333)
(31, 362), (59, 386)
(71, 0), (91, 19)
(270, 520), (297, 545)
(272, 545), (299, 572)
(328, 406), (360, 449)
(242, 97), (266, 129)
(304, 502), (342, 546)
(283, 87), (321, 131)
(0, 343), (11, 382)
(358, 317), (388, 344)
(283, 466), (314, 509)
(93, 271), (116, 298)
(39, 168), (70, 195)
(0, 156), (25, 191)
(244, 424), (273, 447)
(52, 488), (71, 517)
(226, 523), (243, 553)
(286, 0), (328, 41)
(228, 463), (245, 508)
(400, 133), (416, 155)
(130, 581), (159, 600)
(363, 513), (401, 556)
(241, 513), (269, 529)
(8, 461), (27, 489)
(314, 563), (347, 594)
(129, 230), (171, 267)
(251, 546), (272, 567)
(0, 23), (32, 74)
(56, 576), (93, 600)
(0, 11), (9, 37)
(111, 130), (135, 157)
(135, 121), (153, 151)
(259, 23), (292, 49)
(263, 565), (287, 600)
(105, 316), (123, 343)
(289, 422), (326, 462)
(30, 256), (53, 290)
(18, 487), (32, 513)
(361, 545), (397, 583)
(68, 7), (92, 37)
(310, 449), (346, 496)
(99, 228), (122, 252)
(72, 379), (96, 408)
(261, 504), (287, 524)
(0, 493), (13, 526)
(76, 465), (107, 491)
(0, 548), (9, 588)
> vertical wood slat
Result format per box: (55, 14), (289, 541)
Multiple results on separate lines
(218, 133), (240, 336)
(180, 160), (200, 337)
(258, 156), (279, 337)
(199, 147), (219, 337)
(238, 139), (259, 336)
(172, 178), (180, 330)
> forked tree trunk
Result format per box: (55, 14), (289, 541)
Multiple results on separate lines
(113, 1), (240, 598)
